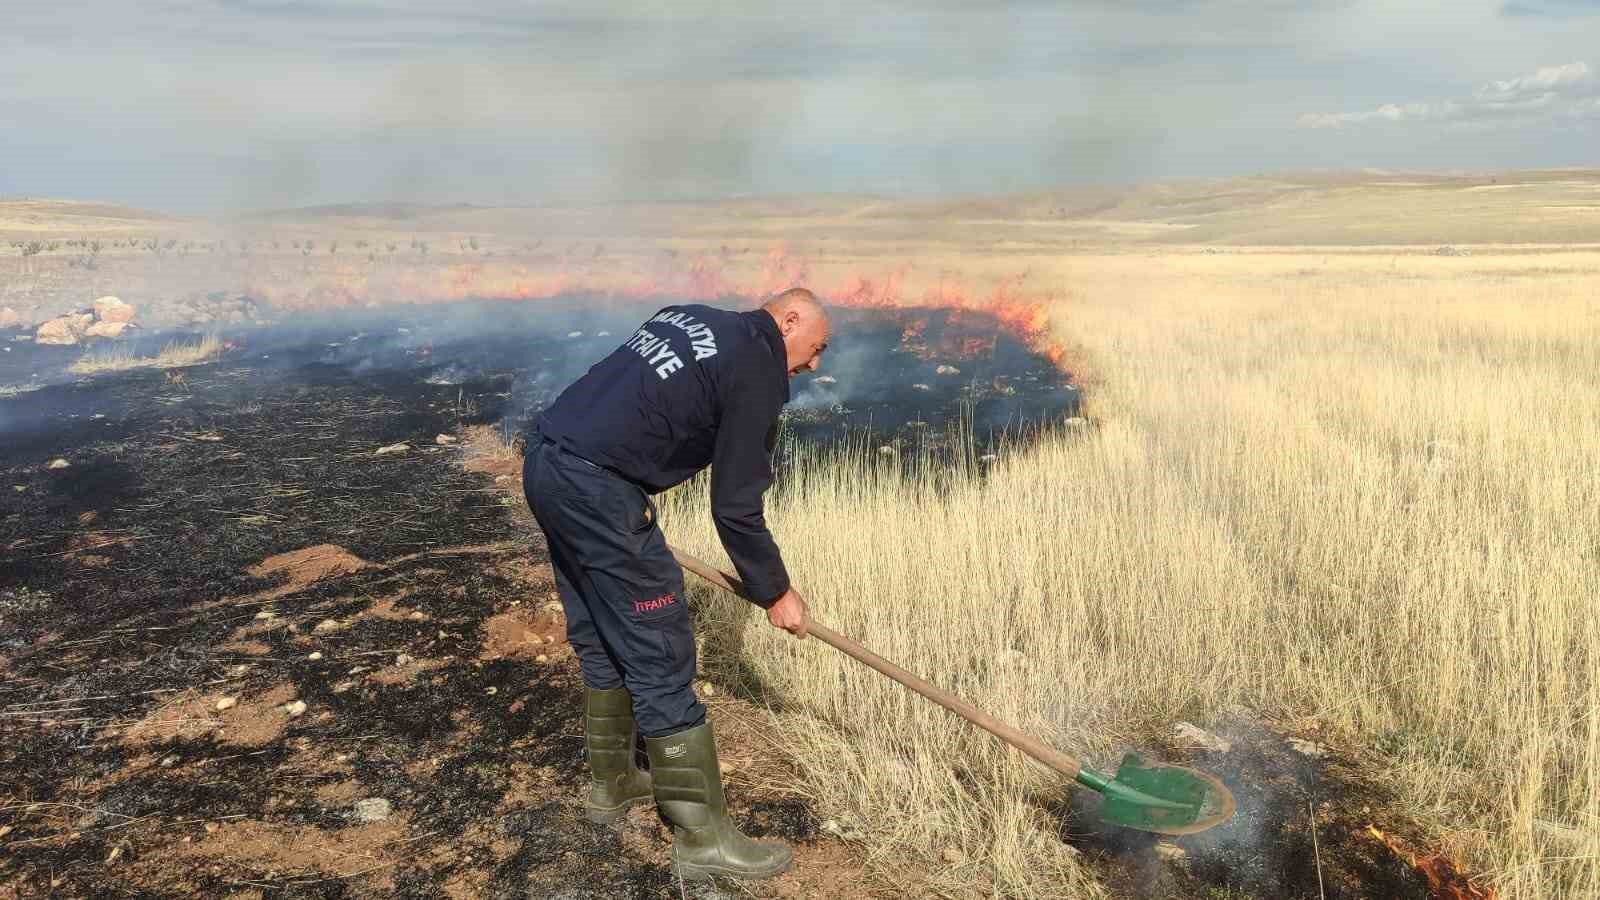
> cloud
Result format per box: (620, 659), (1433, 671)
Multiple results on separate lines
(1298, 61), (1599, 129)
(1502, 0), (1600, 17)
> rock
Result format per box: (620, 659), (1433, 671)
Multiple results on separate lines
(159, 753), (182, 768)
(534, 654), (549, 664)
(313, 618), (342, 633)
(283, 700), (308, 718)
(374, 443), (410, 456)
(819, 816), (866, 841)
(814, 375), (837, 385)
(395, 654), (412, 665)
(408, 611), (426, 620)
(1172, 722), (1232, 754)
(48, 458), (70, 469)
(84, 320), (130, 339)
(227, 664), (250, 678)
(911, 383), (931, 391)
(1287, 737), (1328, 758)
(350, 798), (392, 823)
(215, 697), (237, 711)
(253, 610), (275, 621)
(332, 680), (356, 694)
(696, 681), (717, 697)
(0, 307), (19, 328)
(542, 601), (563, 613)
(92, 296), (136, 324)
(1154, 842), (1187, 861)
(434, 433), (457, 445)
(935, 364), (961, 376)
(35, 312), (94, 345)
(307, 651), (323, 661)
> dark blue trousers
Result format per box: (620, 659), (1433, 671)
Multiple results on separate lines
(522, 438), (705, 738)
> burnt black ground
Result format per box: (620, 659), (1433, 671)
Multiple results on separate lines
(1, 301), (873, 898)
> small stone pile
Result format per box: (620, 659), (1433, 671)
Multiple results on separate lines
(34, 296), (139, 345)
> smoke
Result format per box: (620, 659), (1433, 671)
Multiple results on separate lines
(2, 1), (1506, 212)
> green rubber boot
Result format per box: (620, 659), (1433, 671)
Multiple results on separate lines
(645, 722), (793, 880)
(584, 687), (653, 824)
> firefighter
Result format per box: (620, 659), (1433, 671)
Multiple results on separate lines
(523, 287), (829, 880)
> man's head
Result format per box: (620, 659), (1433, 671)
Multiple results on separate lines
(761, 288), (830, 376)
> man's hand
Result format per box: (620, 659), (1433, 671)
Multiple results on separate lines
(766, 587), (808, 638)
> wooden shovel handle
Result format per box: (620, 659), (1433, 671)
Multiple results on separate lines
(669, 545), (1085, 781)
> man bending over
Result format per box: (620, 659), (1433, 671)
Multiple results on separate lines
(523, 288), (830, 880)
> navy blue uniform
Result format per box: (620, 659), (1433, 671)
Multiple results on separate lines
(524, 304), (791, 737)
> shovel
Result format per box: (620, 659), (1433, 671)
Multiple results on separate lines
(669, 546), (1236, 836)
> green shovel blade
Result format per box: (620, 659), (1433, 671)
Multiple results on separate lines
(1078, 753), (1237, 835)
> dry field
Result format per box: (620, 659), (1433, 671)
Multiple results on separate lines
(663, 250), (1600, 898)
(6, 172), (1599, 897)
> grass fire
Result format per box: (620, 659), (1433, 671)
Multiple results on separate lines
(3, 6), (1599, 900)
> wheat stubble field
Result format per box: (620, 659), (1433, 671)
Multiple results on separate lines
(664, 248), (1600, 898)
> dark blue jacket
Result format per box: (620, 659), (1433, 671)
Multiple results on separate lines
(537, 304), (791, 604)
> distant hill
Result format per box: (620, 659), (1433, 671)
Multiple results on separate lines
(8, 169), (1599, 246)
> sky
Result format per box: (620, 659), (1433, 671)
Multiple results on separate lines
(1, 1), (1597, 213)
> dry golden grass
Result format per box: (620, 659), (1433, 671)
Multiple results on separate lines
(69, 333), (222, 374)
(661, 250), (1600, 898)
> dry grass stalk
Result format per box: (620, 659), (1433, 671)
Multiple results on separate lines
(69, 333), (222, 374)
(661, 250), (1600, 899)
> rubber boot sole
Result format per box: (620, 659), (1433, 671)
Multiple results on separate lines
(585, 792), (652, 825)
(671, 846), (793, 881)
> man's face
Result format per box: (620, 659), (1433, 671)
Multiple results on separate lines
(780, 309), (830, 376)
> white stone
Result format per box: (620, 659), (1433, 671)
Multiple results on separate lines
(215, 697), (237, 711)
(395, 654), (412, 665)
(1172, 722), (1232, 754)
(350, 798), (392, 823)
(313, 618), (342, 633)
(1154, 842), (1187, 861)
(434, 433), (457, 445)
(48, 458), (70, 469)
(307, 651), (323, 661)
(1287, 737), (1328, 758)
(911, 383), (931, 391)
(374, 442), (410, 456)
(935, 364), (961, 376)
(284, 700), (308, 717)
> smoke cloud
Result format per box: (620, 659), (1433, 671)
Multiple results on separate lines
(3, 2), (1597, 212)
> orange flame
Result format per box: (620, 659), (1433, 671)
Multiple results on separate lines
(1365, 826), (1497, 900)
(239, 244), (1078, 374)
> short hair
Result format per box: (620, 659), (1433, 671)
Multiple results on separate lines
(762, 287), (822, 314)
